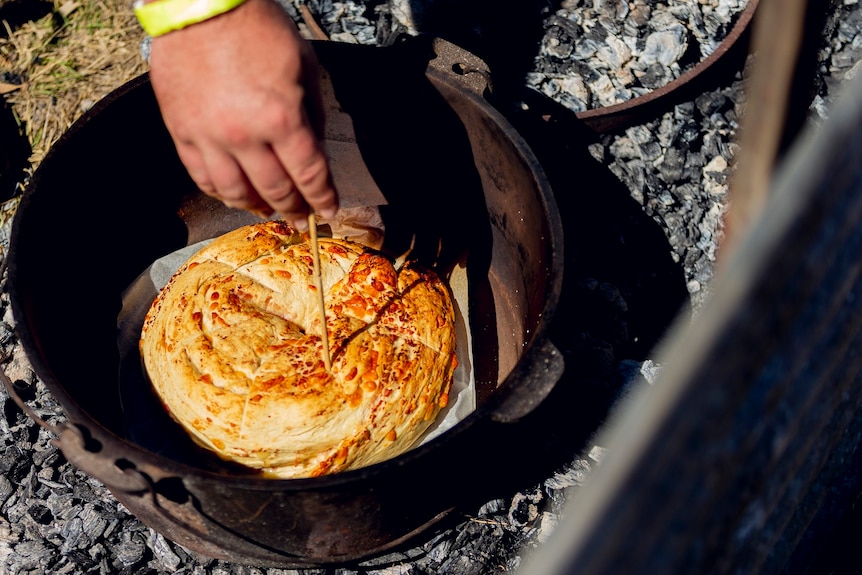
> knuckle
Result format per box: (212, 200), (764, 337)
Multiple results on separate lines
(220, 122), (253, 148)
(261, 182), (302, 207)
(214, 181), (250, 203)
(292, 155), (329, 190)
(259, 181), (295, 203)
(261, 92), (305, 132)
(261, 107), (293, 134)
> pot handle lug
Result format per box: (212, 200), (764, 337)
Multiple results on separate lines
(489, 338), (565, 423)
(1, 358), (156, 494)
(52, 423), (153, 494)
(1, 361), (155, 493)
(428, 37), (492, 97)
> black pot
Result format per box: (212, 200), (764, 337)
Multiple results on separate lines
(7, 38), (564, 567)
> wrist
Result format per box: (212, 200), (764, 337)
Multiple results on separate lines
(134, 0), (249, 37)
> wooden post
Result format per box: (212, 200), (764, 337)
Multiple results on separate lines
(526, 35), (862, 575)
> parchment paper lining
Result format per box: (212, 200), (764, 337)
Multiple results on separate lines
(117, 209), (475, 470)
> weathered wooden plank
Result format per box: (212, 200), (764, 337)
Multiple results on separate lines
(525, 38), (862, 575)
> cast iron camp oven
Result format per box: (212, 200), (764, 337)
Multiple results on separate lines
(5, 38), (564, 567)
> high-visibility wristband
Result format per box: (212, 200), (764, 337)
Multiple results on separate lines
(134, 0), (248, 37)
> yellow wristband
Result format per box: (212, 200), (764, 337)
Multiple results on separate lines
(134, 0), (248, 37)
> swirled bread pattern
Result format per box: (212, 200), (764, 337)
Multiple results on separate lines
(140, 220), (457, 478)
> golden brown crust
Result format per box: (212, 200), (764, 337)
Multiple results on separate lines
(140, 220), (457, 478)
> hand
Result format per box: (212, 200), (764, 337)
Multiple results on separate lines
(147, 0), (337, 230)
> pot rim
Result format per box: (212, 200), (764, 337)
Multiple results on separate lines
(7, 38), (564, 490)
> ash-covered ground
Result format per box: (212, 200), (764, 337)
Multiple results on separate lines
(3, 1), (862, 573)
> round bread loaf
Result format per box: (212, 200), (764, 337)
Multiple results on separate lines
(139, 220), (458, 478)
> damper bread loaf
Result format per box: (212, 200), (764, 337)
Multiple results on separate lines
(139, 220), (458, 478)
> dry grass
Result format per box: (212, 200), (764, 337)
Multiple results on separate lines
(1, 0), (148, 165)
(0, 0), (147, 236)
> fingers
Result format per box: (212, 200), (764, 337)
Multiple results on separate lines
(163, 65), (336, 228)
(147, 0), (338, 229)
(174, 142), (215, 196)
(271, 127), (337, 220)
(176, 141), (275, 219)
(176, 134), (335, 229)
(235, 143), (311, 227)
(253, 97), (337, 225)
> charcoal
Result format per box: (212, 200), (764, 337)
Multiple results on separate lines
(2, 0), (862, 573)
(658, 145), (687, 182)
(438, 548), (495, 575)
(2, 396), (26, 430)
(8, 540), (54, 572)
(545, 458), (591, 492)
(476, 497), (507, 517)
(45, 491), (78, 521)
(112, 529), (148, 567)
(79, 503), (109, 540)
(0, 446), (30, 483)
(0, 320), (14, 349)
(0, 473), (14, 507)
(695, 90), (730, 116)
(639, 61), (673, 89)
(29, 442), (57, 468)
(507, 489), (543, 528)
(25, 503), (51, 525)
(147, 531), (182, 572)
(69, 477), (98, 502)
(528, 0), (749, 110)
(424, 535), (454, 564)
(58, 516), (86, 553)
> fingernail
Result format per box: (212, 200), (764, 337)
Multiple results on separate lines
(293, 218), (309, 232)
(321, 207), (338, 219)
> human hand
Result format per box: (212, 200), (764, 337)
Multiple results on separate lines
(147, 0), (337, 230)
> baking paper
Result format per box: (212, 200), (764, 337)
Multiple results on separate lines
(120, 213), (475, 458)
